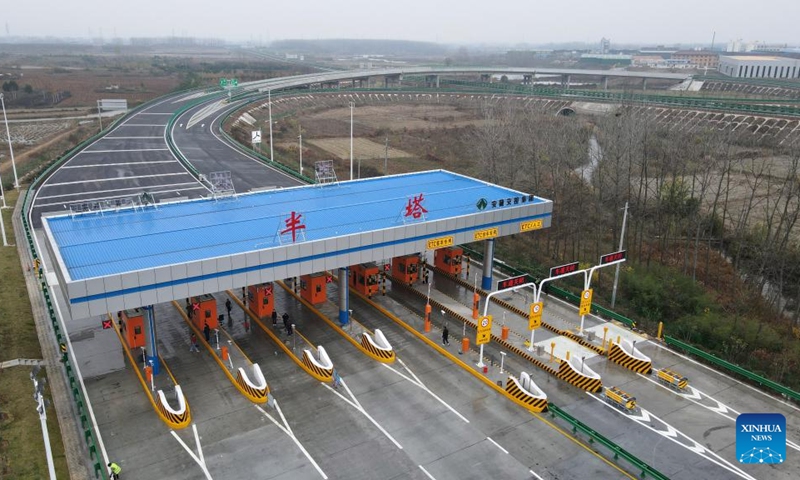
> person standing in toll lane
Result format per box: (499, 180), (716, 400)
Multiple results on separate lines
(203, 322), (211, 342)
(442, 324), (450, 346)
(225, 298), (232, 319)
(189, 333), (199, 353)
(272, 310), (278, 327)
(283, 312), (292, 336)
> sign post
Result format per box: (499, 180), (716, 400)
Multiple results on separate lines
(476, 314), (492, 368)
(527, 302), (542, 352)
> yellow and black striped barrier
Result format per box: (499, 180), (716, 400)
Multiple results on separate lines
(361, 333), (396, 363)
(557, 359), (602, 392)
(608, 341), (652, 375)
(505, 376), (548, 412)
(302, 350), (334, 382)
(155, 387), (191, 429)
(235, 367), (269, 402)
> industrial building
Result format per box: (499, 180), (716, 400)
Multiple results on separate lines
(671, 50), (719, 69)
(718, 55), (800, 78)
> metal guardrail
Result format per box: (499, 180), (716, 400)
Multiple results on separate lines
(664, 336), (800, 402)
(547, 404), (670, 480)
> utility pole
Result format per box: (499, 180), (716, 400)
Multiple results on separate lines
(611, 202), (629, 308)
(268, 89), (274, 162)
(298, 126), (303, 177)
(384, 136), (388, 175)
(349, 101), (355, 180)
(96, 99), (103, 132)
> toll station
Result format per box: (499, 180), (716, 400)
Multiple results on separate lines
(42, 169), (550, 374)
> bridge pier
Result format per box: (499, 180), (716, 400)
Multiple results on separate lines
(425, 74), (440, 88)
(602, 76), (608, 91)
(480, 73), (492, 83)
(142, 305), (160, 375)
(481, 239), (495, 290)
(523, 74), (533, 86)
(562, 74), (571, 90)
(642, 78), (647, 91)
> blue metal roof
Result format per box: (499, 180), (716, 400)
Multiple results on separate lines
(45, 170), (545, 281)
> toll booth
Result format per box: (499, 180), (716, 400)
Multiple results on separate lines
(392, 254), (421, 285)
(190, 294), (219, 330)
(248, 282), (274, 319)
(300, 273), (327, 305)
(434, 246), (463, 275)
(120, 308), (145, 349)
(350, 262), (380, 297)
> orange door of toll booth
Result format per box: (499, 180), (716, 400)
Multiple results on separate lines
(434, 247), (463, 275)
(392, 254), (421, 285)
(247, 283), (274, 319)
(300, 273), (327, 305)
(121, 309), (145, 349)
(190, 294), (218, 330)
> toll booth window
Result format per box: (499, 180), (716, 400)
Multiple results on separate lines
(453, 255), (462, 264)
(134, 326), (142, 335)
(263, 297), (269, 305)
(444, 255), (452, 265)
(398, 263), (406, 273)
(408, 263), (417, 273)
(359, 274), (365, 285)
(367, 274), (378, 285)
(301, 280), (308, 290)
(205, 310), (211, 318)
(316, 284), (322, 293)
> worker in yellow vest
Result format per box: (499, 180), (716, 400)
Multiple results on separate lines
(108, 462), (122, 479)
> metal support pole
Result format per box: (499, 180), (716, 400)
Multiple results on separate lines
(0, 94), (18, 189)
(268, 89), (274, 162)
(96, 99), (103, 132)
(142, 305), (160, 375)
(349, 101), (355, 181)
(33, 379), (57, 480)
(481, 239), (494, 290)
(500, 351), (506, 374)
(0, 166), (6, 209)
(611, 202), (629, 308)
(338, 267), (349, 325)
(0, 206), (8, 246)
(298, 128), (303, 176)
(384, 136), (388, 175)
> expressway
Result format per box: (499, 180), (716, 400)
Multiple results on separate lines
(26, 71), (799, 480)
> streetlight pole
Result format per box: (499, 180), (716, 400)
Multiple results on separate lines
(298, 127), (303, 176)
(384, 136), (388, 175)
(268, 89), (274, 162)
(96, 99), (103, 132)
(0, 165), (7, 209)
(611, 202), (629, 308)
(0, 93), (19, 189)
(349, 101), (355, 180)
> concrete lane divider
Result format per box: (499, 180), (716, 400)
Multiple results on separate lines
(557, 356), (602, 393)
(608, 340), (652, 375)
(505, 372), (548, 412)
(361, 330), (396, 363)
(302, 346), (334, 382)
(236, 364), (269, 402)
(156, 385), (191, 429)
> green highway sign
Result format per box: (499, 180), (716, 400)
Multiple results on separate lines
(476, 198), (488, 210)
(219, 78), (239, 88)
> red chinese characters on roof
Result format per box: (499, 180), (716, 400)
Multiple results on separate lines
(280, 211), (306, 243)
(404, 193), (428, 219)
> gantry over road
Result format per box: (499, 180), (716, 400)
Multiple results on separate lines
(42, 170), (552, 320)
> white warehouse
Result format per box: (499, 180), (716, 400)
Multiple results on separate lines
(718, 55), (800, 78)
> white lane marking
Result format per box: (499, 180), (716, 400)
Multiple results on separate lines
(137, 112), (174, 115)
(34, 187), (205, 208)
(650, 341), (800, 413)
(418, 465), (436, 480)
(587, 393), (756, 480)
(170, 424), (213, 479)
(81, 148), (170, 153)
(322, 379), (403, 449)
(41, 172), (190, 187)
(640, 373), (800, 453)
(61, 160), (176, 169)
(529, 469), (544, 480)
(104, 136), (165, 139)
(119, 124), (167, 127)
(35, 182), (201, 201)
(193, 423), (206, 465)
(486, 436), (509, 454)
(382, 358), (469, 423)
(255, 403), (327, 479)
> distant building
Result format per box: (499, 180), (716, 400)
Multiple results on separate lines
(600, 37), (611, 54)
(579, 53), (631, 66)
(671, 50), (719, 69)
(718, 55), (800, 78)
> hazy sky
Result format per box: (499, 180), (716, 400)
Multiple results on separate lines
(6, 0), (799, 46)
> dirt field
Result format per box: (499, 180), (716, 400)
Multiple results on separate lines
(307, 137), (413, 160)
(307, 104), (487, 131)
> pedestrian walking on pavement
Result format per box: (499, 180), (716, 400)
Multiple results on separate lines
(108, 462), (122, 479)
(203, 322), (211, 342)
(442, 324), (450, 346)
(189, 333), (199, 352)
(225, 298), (232, 318)
(272, 310), (278, 327)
